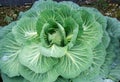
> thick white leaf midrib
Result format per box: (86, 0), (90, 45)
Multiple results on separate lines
(51, 45), (55, 55)
(66, 52), (79, 69)
(25, 31), (37, 37)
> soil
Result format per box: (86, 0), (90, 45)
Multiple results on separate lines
(0, 5), (31, 26)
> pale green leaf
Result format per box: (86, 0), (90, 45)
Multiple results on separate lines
(12, 17), (38, 44)
(55, 44), (93, 78)
(0, 33), (22, 77)
(72, 43), (106, 81)
(80, 7), (107, 30)
(19, 42), (57, 73)
(39, 44), (67, 57)
(1, 73), (29, 82)
(19, 9), (38, 18)
(59, 1), (80, 10)
(77, 10), (103, 49)
(19, 66), (59, 82)
(0, 22), (16, 40)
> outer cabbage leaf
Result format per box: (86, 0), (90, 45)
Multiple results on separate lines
(79, 7), (110, 48)
(100, 43), (116, 79)
(80, 7), (107, 30)
(12, 17), (38, 44)
(108, 48), (120, 82)
(72, 43), (106, 82)
(102, 31), (110, 48)
(1, 73), (29, 82)
(102, 17), (120, 81)
(0, 33), (22, 77)
(18, 9), (38, 18)
(19, 42), (58, 73)
(109, 65), (120, 82)
(55, 43), (93, 78)
(76, 10), (103, 49)
(0, 22), (16, 40)
(99, 17), (120, 80)
(19, 66), (59, 82)
(107, 17), (120, 38)
(59, 1), (80, 10)
(32, 0), (58, 12)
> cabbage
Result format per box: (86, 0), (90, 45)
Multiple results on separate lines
(0, 0), (120, 82)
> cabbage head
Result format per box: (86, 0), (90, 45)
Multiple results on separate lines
(0, 0), (120, 82)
